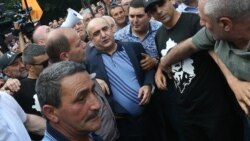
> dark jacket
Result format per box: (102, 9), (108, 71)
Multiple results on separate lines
(85, 40), (155, 96)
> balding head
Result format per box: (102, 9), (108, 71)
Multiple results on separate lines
(86, 17), (110, 37)
(87, 18), (116, 53)
(46, 28), (87, 63)
(32, 25), (51, 45)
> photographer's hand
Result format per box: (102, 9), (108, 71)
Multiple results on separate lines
(14, 22), (25, 53)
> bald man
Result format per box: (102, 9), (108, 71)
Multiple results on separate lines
(32, 25), (51, 45)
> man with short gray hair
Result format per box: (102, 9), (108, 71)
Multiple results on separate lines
(45, 27), (119, 141)
(154, 0), (250, 140)
(36, 61), (102, 141)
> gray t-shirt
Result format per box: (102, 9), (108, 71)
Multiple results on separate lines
(192, 27), (250, 81)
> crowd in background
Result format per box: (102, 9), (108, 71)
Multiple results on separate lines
(0, 0), (249, 141)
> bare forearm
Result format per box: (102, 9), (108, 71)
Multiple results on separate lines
(160, 38), (198, 71)
(18, 32), (25, 52)
(25, 114), (46, 135)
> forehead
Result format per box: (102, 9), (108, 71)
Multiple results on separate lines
(88, 19), (109, 33)
(111, 6), (124, 13)
(60, 72), (92, 92)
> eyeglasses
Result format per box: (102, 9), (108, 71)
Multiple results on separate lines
(31, 59), (49, 68)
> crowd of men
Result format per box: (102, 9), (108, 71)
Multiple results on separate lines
(0, 0), (249, 141)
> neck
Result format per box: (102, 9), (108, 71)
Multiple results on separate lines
(163, 11), (181, 29)
(51, 123), (91, 141)
(117, 21), (127, 29)
(233, 40), (250, 50)
(107, 42), (117, 55)
(27, 71), (38, 79)
(132, 25), (149, 41)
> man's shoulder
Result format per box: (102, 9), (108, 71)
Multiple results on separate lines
(181, 12), (200, 21)
(149, 20), (162, 31)
(114, 24), (131, 37)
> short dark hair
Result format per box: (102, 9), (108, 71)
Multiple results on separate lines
(96, 5), (103, 13)
(129, 0), (145, 8)
(22, 43), (46, 64)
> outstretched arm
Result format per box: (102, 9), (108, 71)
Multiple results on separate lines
(155, 38), (198, 89)
(159, 38), (198, 73)
(25, 114), (46, 135)
(209, 50), (250, 115)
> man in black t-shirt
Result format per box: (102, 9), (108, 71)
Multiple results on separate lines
(144, 0), (244, 141)
(14, 44), (49, 140)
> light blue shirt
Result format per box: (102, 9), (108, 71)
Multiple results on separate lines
(176, 3), (198, 14)
(114, 20), (161, 58)
(102, 46), (143, 116)
(0, 92), (31, 141)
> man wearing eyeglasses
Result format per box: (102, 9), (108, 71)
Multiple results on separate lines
(13, 43), (49, 140)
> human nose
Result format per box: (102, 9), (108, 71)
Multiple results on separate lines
(100, 30), (106, 37)
(89, 92), (101, 110)
(19, 62), (25, 68)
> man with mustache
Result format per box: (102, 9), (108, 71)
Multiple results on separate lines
(36, 61), (103, 141)
(45, 28), (119, 141)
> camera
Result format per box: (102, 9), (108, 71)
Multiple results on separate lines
(0, 3), (35, 39)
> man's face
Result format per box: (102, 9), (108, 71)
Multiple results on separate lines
(97, 7), (105, 16)
(73, 21), (87, 41)
(83, 13), (93, 26)
(148, 0), (175, 25)
(88, 19), (115, 52)
(198, 0), (223, 40)
(129, 7), (151, 33)
(30, 54), (49, 77)
(110, 6), (126, 26)
(56, 72), (101, 134)
(121, 0), (132, 15)
(33, 25), (51, 45)
(67, 32), (87, 63)
(4, 57), (28, 79)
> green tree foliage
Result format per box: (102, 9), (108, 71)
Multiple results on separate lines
(1, 0), (19, 9)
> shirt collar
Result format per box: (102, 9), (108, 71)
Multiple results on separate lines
(96, 40), (124, 55)
(46, 122), (70, 141)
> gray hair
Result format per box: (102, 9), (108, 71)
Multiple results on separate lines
(204, 0), (250, 21)
(35, 61), (87, 109)
(22, 43), (46, 64)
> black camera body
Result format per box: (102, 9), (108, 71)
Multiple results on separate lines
(0, 3), (34, 38)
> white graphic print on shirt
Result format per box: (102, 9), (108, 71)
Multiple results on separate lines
(32, 94), (41, 112)
(162, 38), (196, 93)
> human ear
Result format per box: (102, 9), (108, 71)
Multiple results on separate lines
(218, 17), (232, 32)
(42, 105), (59, 123)
(59, 52), (69, 61)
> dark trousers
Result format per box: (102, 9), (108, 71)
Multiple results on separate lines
(116, 113), (150, 141)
